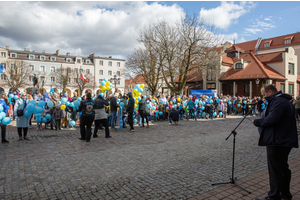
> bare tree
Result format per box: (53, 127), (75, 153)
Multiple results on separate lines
(137, 14), (223, 95)
(51, 68), (72, 93)
(73, 72), (95, 96)
(4, 60), (31, 91)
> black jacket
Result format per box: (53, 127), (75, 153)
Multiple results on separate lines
(110, 96), (119, 112)
(78, 99), (95, 117)
(126, 92), (134, 113)
(254, 91), (298, 148)
(169, 108), (179, 121)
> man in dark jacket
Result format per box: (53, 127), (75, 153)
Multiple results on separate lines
(169, 108), (179, 125)
(253, 84), (298, 200)
(93, 95), (110, 138)
(126, 92), (135, 132)
(109, 94), (119, 131)
(78, 93), (95, 142)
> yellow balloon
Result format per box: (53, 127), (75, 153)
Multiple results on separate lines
(134, 104), (137, 108)
(61, 105), (66, 110)
(170, 101), (173, 105)
(99, 85), (102, 89)
(102, 86), (106, 90)
(177, 97), (180, 101)
(107, 86), (111, 90)
(140, 84), (144, 89)
(106, 81), (110, 86)
(135, 100), (139, 104)
(134, 89), (138, 93)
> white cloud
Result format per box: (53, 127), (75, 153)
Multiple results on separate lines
(245, 28), (262, 34)
(0, 2), (184, 59)
(199, 1), (255, 29)
(245, 15), (276, 35)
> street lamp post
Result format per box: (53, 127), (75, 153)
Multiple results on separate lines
(255, 78), (260, 97)
(110, 75), (120, 93)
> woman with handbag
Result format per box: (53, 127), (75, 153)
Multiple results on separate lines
(138, 95), (150, 128)
(14, 92), (30, 140)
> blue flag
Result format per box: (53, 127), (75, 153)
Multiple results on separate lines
(0, 63), (4, 73)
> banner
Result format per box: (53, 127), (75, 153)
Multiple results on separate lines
(190, 90), (217, 97)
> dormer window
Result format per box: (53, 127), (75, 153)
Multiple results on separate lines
(77, 59), (81, 64)
(235, 63), (243, 69)
(285, 39), (291, 44)
(264, 43), (270, 48)
(40, 56), (45, 61)
(66, 58), (71, 63)
(86, 60), (90, 64)
(29, 55), (35, 60)
(51, 57), (56, 61)
(11, 53), (17, 58)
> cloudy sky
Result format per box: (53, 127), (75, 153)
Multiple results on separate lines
(0, 1), (299, 60)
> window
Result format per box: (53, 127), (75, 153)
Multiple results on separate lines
(77, 59), (81, 64)
(29, 55), (35, 60)
(11, 53), (16, 58)
(67, 58), (71, 63)
(285, 39), (291, 44)
(67, 68), (71, 73)
(117, 62), (120, 67)
(99, 60), (103, 66)
(40, 66), (45, 72)
(51, 77), (55, 82)
(79, 69), (84, 73)
(99, 79), (103, 84)
(1, 52), (6, 57)
(1, 63), (6, 70)
(289, 84), (294, 95)
(99, 70), (103, 75)
(74, 68), (78, 73)
(108, 70), (112, 75)
(40, 56), (45, 61)
(10, 63), (15, 70)
(117, 79), (120, 85)
(50, 66), (55, 72)
(86, 69), (90, 74)
(74, 78), (78, 83)
(51, 57), (56, 61)
(68, 78), (71, 83)
(280, 83), (285, 93)
(86, 60), (90, 64)
(29, 65), (34, 71)
(244, 84), (250, 94)
(235, 63), (243, 69)
(117, 71), (120, 76)
(108, 61), (112, 66)
(288, 63), (294, 75)
(264, 43), (270, 48)
(0, 74), (6, 80)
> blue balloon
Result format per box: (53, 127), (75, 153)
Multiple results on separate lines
(9, 94), (14, 98)
(213, 112), (217, 117)
(69, 102), (75, 108)
(155, 114), (158, 118)
(66, 102), (70, 106)
(237, 104), (241, 107)
(201, 106), (205, 110)
(183, 102), (187, 106)
(42, 118), (47, 123)
(74, 101), (80, 107)
(133, 97), (136, 101)
(0, 113), (3, 120)
(155, 110), (159, 114)
(27, 104), (34, 112)
(120, 102), (125, 108)
(100, 93), (104, 97)
(202, 112), (206, 116)
(117, 99), (120, 103)
(70, 120), (76, 127)
(50, 88), (54, 92)
(228, 101), (232, 105)
(38, 101), (45, 108)
(103, 78), (108, 82)
(92, 97), (96, 100)
(101, 81), (106, 86)
(29, 100), (36, 105)
(133, 118), (138, 123)
(77, 97), (82, 101)
(24, 111), (32, 117)
(61, 98), (67, 104)
(152, 106), (156, 110)
(159, 111), (163, 115)
(36, 118), (41, 123)
(217, 99), (220, 103)
(2, 117), (11, 125)
(243, 100), (247, 104)
(0, 106), (3, 112)
(33, 107), (43, 114)
(46, 114), (51, 119)
(137, 97), (141, 101)
(35, 114), (41, 119)
(219, 112), (223, 116)
(14, 95), (19, 100)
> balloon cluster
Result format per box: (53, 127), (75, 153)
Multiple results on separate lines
(0, 104), (11, 125)
(99, 78), (113, 92)
(132, 84), (145, 110)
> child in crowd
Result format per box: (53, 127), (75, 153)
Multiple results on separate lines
(52, 104), (64, 130)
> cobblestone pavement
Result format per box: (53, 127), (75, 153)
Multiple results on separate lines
(1, 116), (300, 200)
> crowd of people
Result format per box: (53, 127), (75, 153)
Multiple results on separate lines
(1, 88), (299, 143)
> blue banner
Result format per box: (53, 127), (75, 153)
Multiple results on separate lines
(0, 63), (4, 73)
(190, 90), (217, 97)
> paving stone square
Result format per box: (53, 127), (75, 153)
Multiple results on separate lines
(1, 116), (300, 200)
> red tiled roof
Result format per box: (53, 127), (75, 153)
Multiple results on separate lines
(133, 74), (146, 84)
(219, 52), (286, 81)
(256, 51), (283, 63)
(222, 56), (234, 64)
(258, 32), (300, 50)
(235, 39), (258, 52)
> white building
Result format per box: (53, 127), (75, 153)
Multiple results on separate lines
(0, 47), (125, 96)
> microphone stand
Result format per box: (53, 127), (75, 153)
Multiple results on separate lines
(211, 105), (254, 194)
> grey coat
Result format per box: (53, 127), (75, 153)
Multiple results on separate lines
(14, 98), (30, 128)
(94, 108), (107, 120)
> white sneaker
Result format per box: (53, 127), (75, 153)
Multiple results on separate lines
(130, 129), (135, 132)
(169, 122), (172, 125)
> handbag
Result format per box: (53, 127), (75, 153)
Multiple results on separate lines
(17, 101), (26, 117)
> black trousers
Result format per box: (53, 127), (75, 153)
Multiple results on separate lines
(128, 112), (134, 129)
(141, 115), (149, 125)
(267, 146), (292, 200)
(80, 116), (94, 141)
(94, 119), (110, 137)
(17, 127), (28, 138)
(1, 125), (6, 141)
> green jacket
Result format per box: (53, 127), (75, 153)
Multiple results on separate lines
(138, 98), (150, 117)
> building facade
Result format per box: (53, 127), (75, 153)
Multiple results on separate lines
(0, 46), (125, 95)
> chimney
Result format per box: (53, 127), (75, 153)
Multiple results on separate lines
(89, 53), (95, 57)
(6, 46), (9, 50)
(42, 50), (45, 53)
(24, 48), (30, 51)
(66, 52), (70, 56)
(56, 49), (60, 55)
